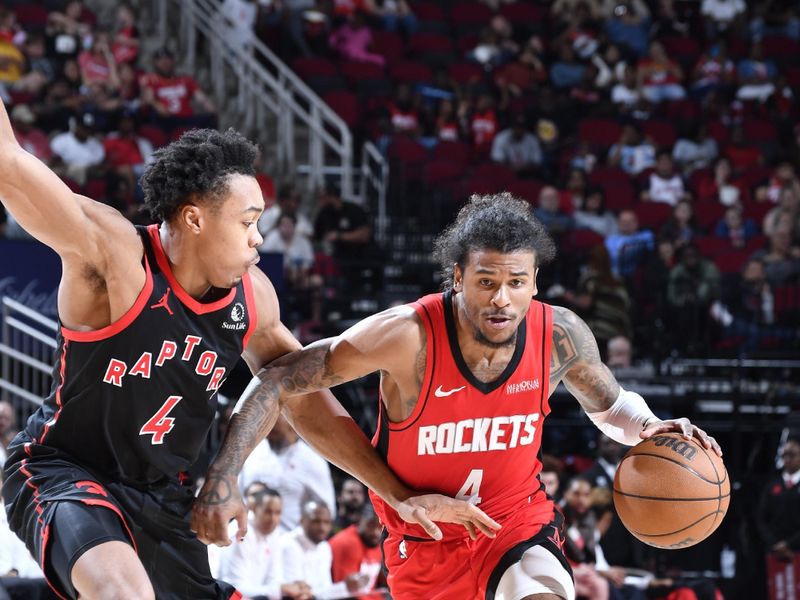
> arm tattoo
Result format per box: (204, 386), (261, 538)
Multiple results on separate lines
(402, 336), (426, 418)
(204, 342), (344, 481)
(195, 473), (234, 506)
(550, 307), (619, 413)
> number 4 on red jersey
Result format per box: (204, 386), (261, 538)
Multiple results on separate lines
(140, 395), (182, 444)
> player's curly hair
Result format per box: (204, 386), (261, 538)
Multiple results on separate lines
(433, 193), (556, 291)
(142, 128), (257, 222)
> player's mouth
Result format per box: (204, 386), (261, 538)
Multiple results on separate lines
(485, 314), (513, 330)
(248, 253), (261, 267)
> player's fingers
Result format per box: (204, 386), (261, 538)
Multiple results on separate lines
(463, 520), (477, 541)
(235, 507), (248, 543)
(466, 505), (501, 534)
(708, 435), (723, 456)
(413, 507), (443, 541)
(694, 427), (713, 449)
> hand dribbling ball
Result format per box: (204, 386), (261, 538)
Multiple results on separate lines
(613, 432), (730, 549)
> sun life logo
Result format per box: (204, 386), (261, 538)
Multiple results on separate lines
(223, 302), (247, 330)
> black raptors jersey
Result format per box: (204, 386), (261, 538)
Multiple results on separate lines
(17, 224), (257, 485)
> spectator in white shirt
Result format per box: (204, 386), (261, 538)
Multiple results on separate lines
(50, 112), (105, 186)
(608, 123), (655, 175)
(240, 416), (336, 531)
(672, 123), (718, 174)
(701, 0), (745, 38)
(219, 488), (311, 600)
(258, 184), (314, 242)
(610, 64), (641, 114)
(642, 151), (689, 206)
(490, 115), (542, 176)
(281, 502), (357, 599)
(260, 213), (317, 282)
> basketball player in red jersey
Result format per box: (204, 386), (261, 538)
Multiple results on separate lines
(195, 194), (722, 599)
(0, 96), (496, 600)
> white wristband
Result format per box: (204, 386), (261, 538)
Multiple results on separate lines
(585, 387), (658, 446)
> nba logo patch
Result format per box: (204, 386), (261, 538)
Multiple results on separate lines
(399, 540), (407, 559)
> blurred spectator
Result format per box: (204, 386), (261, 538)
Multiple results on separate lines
(637, 41), (685, 104)
(540, 454), (563, 502)
(565, 245), (633, 346)
(10, 105), (53, 164)
(102, 111), (154, 189)
(221, 0), (258, 51)
(259, 184), (314, 240)
(333, 477), (367, 533)
(240, 415), (336, 533)
(749, 0), (800, 41)
(606, 335), (632, 368)
(140, 48), (217, 130)
(698, 156), (740, 206)
(490, 114), (542, 176)
(314, 183), (375, 262)
(468, 93), (499, 155)
(564, 168), (589, 212)
(751, 224), (800, 287)
(552, 0), (602, 24)
(361, 0), (418, 35)
(604, 0), (651, 58)
(281, 502), (347, 598)
(530, 86), (573, 171)
(0, 8), (24, 46)
(715, 205), (759, 248)
(329, 11), (384, 67)
(261, 213), (321, 307)
(672, 124), (718, 174)
(78, 31), (119, 89)
(756, 161), (800, 204)
(574, 188), (617, 238)
(0, 401), (15, 464)
(435, 99), (462, 142)
(608, 123), (655, 175)
(329, 504), (383, 597)
(659, 200), (699, 248)
(584, 436), (626, 490)
(690, 42), (736, 103)
(112, 4), (140, 64)
(667, 244), (721, 351)
(0, 33), (24, 86)
(467, 28), (514, 72)
(550, 44), (586, 90)
(48, 0), (94, 40)
(713, 258), (797, 355)
(50, 112), (106, 186)
(701, 0), (746, 38)
(387, 83), (419, 134)
(605, 209), (655, 276)
(757, 436), (800, 562)
(723, 125), (763, 173)
(736, 41), (777, 103)
(611, 64), (642, 113)
(569, 141), (598, 174)
(218, 488), (298, 600)
(642, 151), (689, 206)
(534, 186), (574, 238)
(763, 188), (800, 240)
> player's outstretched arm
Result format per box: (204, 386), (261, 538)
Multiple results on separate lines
(0, 98), (119, 258)
(192, 270), (500, 545)
(549, 305), (721, 455)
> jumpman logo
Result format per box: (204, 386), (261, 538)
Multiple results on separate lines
(547, 526), (564, 550)
(150, 288), (174, 315)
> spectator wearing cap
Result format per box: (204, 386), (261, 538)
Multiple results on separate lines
(140, 48), (217, 132)
(10, 105), (53, 164)
(490, 115), (543, 177)
(50, 112), (106, 186)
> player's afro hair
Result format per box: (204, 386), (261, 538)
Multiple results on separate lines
(142, 128), (257, 222)
(433, 193), (556, 291)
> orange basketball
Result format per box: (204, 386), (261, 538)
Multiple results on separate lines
(613, 432), (730, 549)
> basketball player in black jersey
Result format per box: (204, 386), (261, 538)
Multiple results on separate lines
(0, 98), (498, 600)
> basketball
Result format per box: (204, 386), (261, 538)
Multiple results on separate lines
(613, 432), (730, 549)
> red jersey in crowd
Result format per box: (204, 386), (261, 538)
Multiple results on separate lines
(140, 72), (200, 117)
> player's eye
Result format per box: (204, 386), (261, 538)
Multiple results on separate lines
(479, 279), (493, 287)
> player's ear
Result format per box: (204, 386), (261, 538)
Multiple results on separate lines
(452, 263), (463, 292)
(532, 267), (539, 296)
(179, 204), (202, 234)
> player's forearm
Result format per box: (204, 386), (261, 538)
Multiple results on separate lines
(283, 391), (412, 508)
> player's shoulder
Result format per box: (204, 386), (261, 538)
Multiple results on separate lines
(73, 194), (142, 265)
(550, 304), (582, 331)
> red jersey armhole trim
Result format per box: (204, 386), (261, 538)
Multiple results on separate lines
(241, 271), (258, 351)
(60, 255), (154, 342)
(387, 301), (436, 431)
(541, 303), (553, 416)
(147, 224), (236, 314)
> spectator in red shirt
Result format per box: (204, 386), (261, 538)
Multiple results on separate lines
(112, 4), (140, 65)
(78, 31), (120, 89)
(10, 105), (53, 165)
(469, 93), (498, 155)
(103, 112), (154, 188)
(140, 48), (217, 131)
(723, 125), (762, 173)
(636, 40), (685, 104)
(329, 504), (384, 598)
(388, 83), (419, 135)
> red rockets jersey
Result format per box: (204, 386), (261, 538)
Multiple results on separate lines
(371, 291), (554, 539)
(15, 224), (257, 486)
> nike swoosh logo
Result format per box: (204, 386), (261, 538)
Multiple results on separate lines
(434, 385), (466, 398)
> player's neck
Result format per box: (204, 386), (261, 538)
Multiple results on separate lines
(158, 224), (214, 300)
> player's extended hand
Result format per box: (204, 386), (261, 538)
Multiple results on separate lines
(190, 473), (248, 546)
(640, 417), (723, 457)
(394, 494), (501, 541)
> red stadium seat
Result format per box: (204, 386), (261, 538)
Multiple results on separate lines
(433, 140), (471, 164)
(462, 175), (498, 196)
(389, 135), (428, 181)
(706, 120), (729, 144)
(372, 31), (405, 65)
(641, 120), (678, 148)
(761, 37), (800, 62)
(589, 167), (630, 187)
(569, 229), (605, 250)
(408, 33), (454, 55)
(473, 163), (516, 186)
(787, 67), (800, 89)
(138, 125), (168, 148)
(714, 250), (750, 274)
(323, 91), (360, 129)
(14, 4), (49, 29)
(448, 62), (485, 85)
(579, 119), (622, 148)
(661, 37), (701, 66)
(291, 57), (338, 79)
(449, 2), (493, 26)
(499, 3), (544, 24)
(457, 33), (480, 54)
(693, 202), (725, 231)
(339, 60), (384, 84)
(410, 2), (446, 21)
(742, 119), (778, 143)
(506, 180), (544, 205)
(745, 234), (767, 253)
(423, 159), (466, 187)
(694, 236), (732, 258)
(634, 202), (672, 231)
(389, 61), (434, 84)
(601, 182), (637, 213)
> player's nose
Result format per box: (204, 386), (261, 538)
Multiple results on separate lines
(491, 285), (511, 307)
